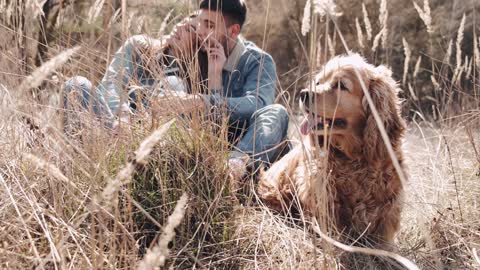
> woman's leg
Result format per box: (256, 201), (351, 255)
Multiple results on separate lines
(64, 76), (111, 117)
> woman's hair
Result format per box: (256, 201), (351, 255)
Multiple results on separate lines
(199, 0), (247, 29)
(157, 12), (209, 94)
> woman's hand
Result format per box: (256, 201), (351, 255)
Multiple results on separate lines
(166, 19), (199, 58)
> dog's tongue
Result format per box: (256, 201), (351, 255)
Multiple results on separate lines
(300, 115), (311, 135)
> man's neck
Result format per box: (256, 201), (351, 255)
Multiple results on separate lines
(226, 38), (238, 57)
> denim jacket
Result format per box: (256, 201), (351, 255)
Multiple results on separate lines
(206, 37), (277, 125)
(96, 35), (276, 125)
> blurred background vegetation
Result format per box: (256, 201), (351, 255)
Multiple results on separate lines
(2, 0), (479, 121)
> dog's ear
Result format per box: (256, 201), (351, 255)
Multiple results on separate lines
(362, 65), (406, 165)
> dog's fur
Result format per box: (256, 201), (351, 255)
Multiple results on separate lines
(258, 54), (407, 247)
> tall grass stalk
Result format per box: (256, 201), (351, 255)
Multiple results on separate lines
(362, 3), (372, 41)
(301, 0), (311, 36)
(379, 0), (388, 49)
(355, 17), (364, 49)
(454, 13), (466, 82)
(403, 37), (411, 85)
(100, 119), (175, 210)
(138, 194), (188, 270)
(17, 46), (81, 93)
(413, 0), (433, 34)
(413, 56), (422, 80)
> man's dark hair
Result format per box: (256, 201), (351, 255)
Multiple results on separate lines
(199, 0), (247, 28)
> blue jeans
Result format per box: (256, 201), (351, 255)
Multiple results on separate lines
(230, 104), (289, 167)
(64, 76), (289, 167)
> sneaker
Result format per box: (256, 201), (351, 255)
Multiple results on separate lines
(228, 150), (252, 183)
(228, 157), (247, 182)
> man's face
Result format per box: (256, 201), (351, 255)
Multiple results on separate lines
(197, 9), (232, 52)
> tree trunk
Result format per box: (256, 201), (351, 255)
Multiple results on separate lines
(35, 1), (52, 67)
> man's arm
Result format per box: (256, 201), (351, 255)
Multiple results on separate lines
(206, 54), (277, 124)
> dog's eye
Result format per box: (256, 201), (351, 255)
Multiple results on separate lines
(332, 81), (348, 91)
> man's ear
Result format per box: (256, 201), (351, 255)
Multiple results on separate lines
(228, 24), (241, 39)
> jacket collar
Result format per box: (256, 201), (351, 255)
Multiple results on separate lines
(223, 37), (246, 72)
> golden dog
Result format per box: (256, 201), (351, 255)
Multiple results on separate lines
(258, 54), (407, 247)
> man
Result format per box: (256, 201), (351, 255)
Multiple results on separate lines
(65, 0), (289, 181)
(192, 0), (289, 180)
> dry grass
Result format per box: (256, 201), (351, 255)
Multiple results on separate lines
(413, 0), (433, 35)
(403, 37), (411, 85)
(138, 193), (188, 269)
(362, 3), (372, 42)
(398, 123), (480, 269)
(0, 0), (479, 269)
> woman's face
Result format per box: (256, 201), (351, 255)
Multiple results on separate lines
(169, 17), (201, 55)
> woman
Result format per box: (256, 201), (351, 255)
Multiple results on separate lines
(64, 14), (208, 129)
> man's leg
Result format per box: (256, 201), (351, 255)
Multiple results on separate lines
(230, 104), (289, 179)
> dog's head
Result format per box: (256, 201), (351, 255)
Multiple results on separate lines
(299, 54), (405, 161)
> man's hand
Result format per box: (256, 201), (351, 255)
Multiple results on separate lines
(205, 37), (226, 90)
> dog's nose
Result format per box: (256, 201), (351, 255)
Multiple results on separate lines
(299, 89), (310, 105)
